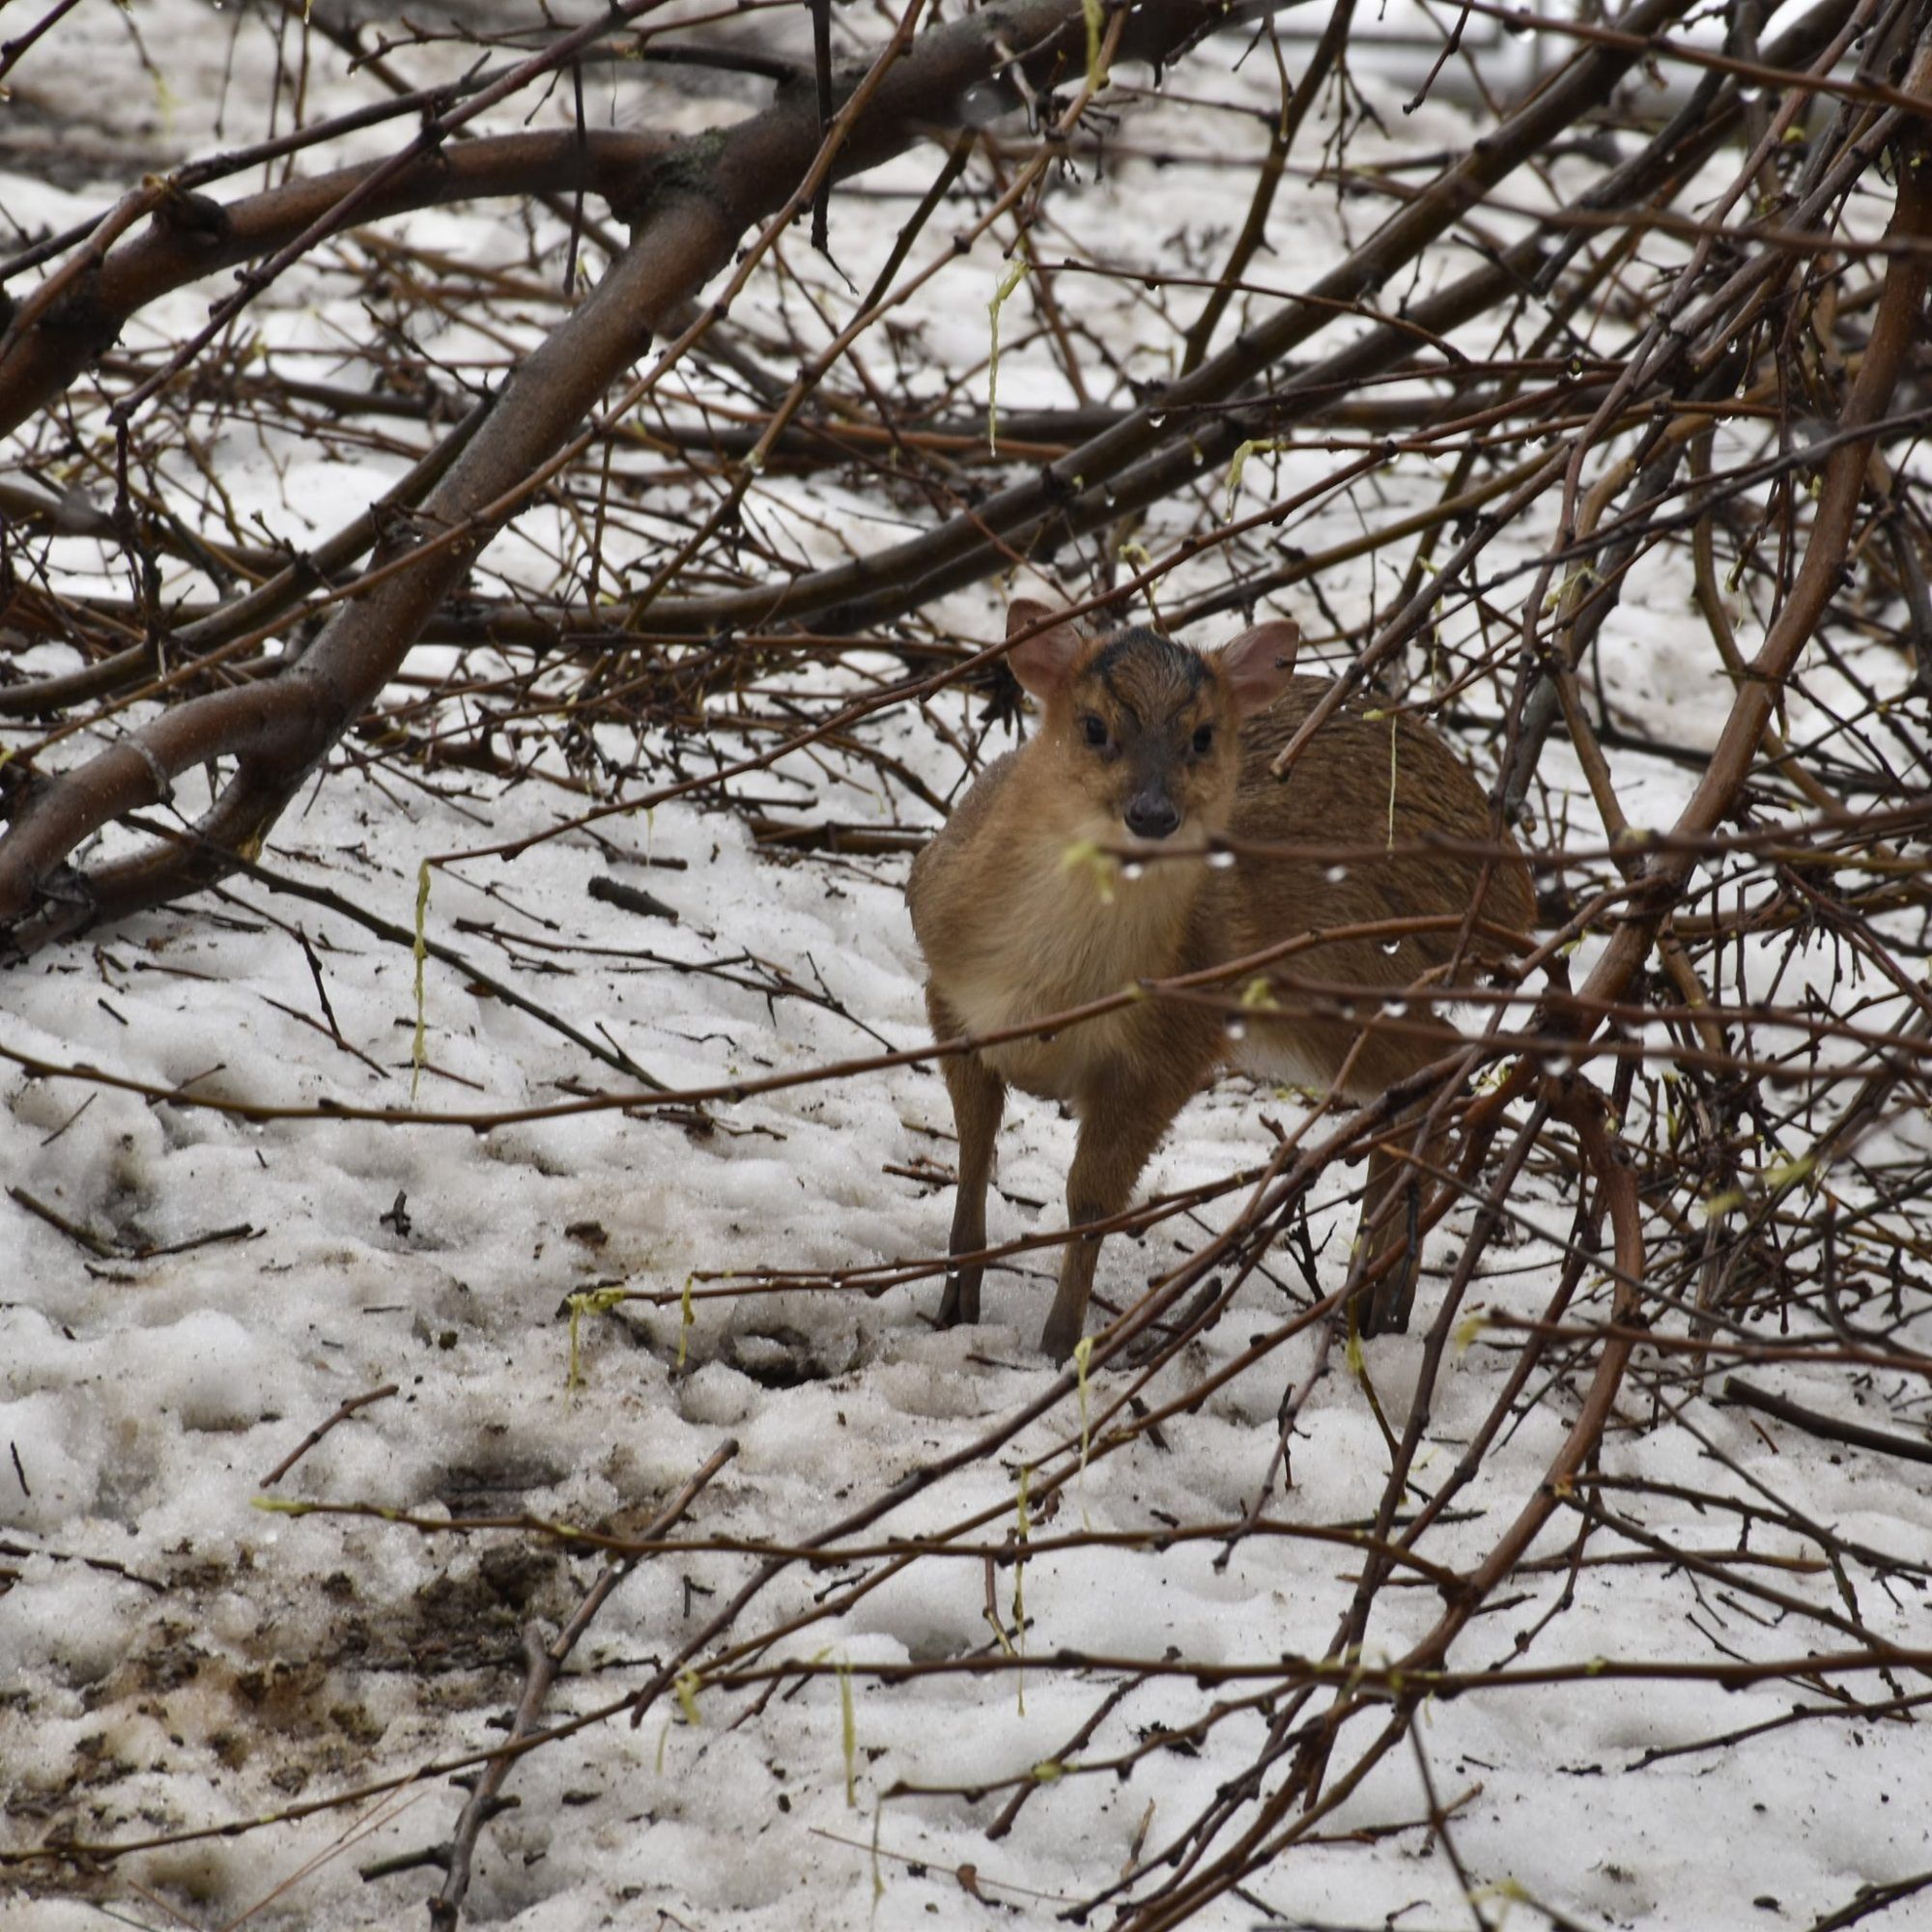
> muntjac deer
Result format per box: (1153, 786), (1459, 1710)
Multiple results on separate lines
(907, 600), (1532, 1359)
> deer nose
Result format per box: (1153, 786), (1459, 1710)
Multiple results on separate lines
(1125, 792), (1180, 839)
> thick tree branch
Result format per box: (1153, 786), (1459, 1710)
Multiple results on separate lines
(0, 0), (1262, 956)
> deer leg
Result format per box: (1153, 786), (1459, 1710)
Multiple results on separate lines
(1356, 1121), (1450, 1336)
(1040, 1078), (1188, 1361)
(936, 1041), (1005, 1328)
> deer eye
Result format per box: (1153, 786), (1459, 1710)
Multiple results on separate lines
(1082, 714), (1109, 749)
(1192, 724), (1215, 755)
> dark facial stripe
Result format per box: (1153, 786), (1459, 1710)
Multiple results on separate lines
(1091, 627), (1207, 703)
(1096, 662), (1140, 730)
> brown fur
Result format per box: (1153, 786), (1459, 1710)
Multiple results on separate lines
(908, 603), (1532, 1357)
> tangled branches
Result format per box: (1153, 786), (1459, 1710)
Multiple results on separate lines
(4, 0), (1932, 1926)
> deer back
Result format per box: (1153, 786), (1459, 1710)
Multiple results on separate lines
(1211, 678), (1532, 1097)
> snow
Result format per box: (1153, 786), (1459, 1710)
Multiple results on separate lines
(6, 3), (1932, 1929)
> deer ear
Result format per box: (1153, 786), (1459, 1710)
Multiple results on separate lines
(1218, 619), (1301, 715)
(1005, 600), (1085, 698)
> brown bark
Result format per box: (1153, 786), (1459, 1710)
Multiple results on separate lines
(1573, 39), (1932, 1022)
(0, 132), (670, 440)
(0, 0), (1238, 956)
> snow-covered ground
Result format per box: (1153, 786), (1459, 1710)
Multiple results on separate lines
(6, 5), (1931, 1928)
